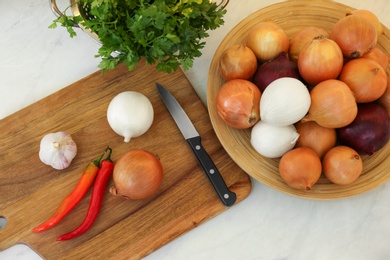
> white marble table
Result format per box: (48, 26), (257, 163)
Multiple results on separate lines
(1, 1), (390, 259)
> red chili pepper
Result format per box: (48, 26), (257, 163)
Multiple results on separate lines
(57, 147), (114, 241)
(32, 149), (107, 233)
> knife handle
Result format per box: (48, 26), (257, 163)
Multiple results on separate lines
(187, 136), (237, 207)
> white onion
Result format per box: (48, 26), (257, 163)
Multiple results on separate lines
(250, 121), (300, 158)
(107, 91), (154, 142)
(260, 77), (311, 126)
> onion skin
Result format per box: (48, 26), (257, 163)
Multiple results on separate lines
(246, 21), (289, 62)
(216, 79), (261, 129)
(260, 77), (311, 127)
(339, 58), (387, 103)
(330, 15), (377, 59)
(302, 79), (358, 128)
(323, 146), (363, 185)
(279, 147), (322, 190)
(253, 52), (301, 92)
(110, 149), (163, 200)
(362, 46), (390, 71)
(251, 121), (300, 159)
(347, 10), (383, 37)
(295, 121), (337, 159)
(378, 76), (390, 117)
(298, 36), (344, 86)
(337, 102), (390, 155)
(289, 26), (329, 63)
(219, 44), (258, 81)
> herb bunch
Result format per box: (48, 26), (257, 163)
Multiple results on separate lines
(49, 0), (226, 73)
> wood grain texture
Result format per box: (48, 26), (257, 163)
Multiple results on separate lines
(207, 0), (390, 199)
(0, 60), (251, 259)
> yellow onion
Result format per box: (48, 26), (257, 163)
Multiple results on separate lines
(216, 79), (261, 129)
(339, 58), (387, 103)
(110, 149), (163, 200)
(246, 21), (289, 62)
(279, 147), (322, 190)
(219, 44), (258, 81)
(302, 79), (358, 128)
(347, 9), (383, 37)
(362, 46), (390, 70)
(295, 121), (337, 159)
(330, 15), (377, 59)
(323, 146), (363, 185)
(298, 36), (343, 86)
(378, 76), (390, 116)
(289, 26), (329, 62)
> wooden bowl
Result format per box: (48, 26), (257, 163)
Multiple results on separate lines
(207, 0), (390, 199)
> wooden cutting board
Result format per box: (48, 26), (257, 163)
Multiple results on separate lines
(0, 61), (251, 259)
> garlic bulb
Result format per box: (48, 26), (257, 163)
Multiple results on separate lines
(107, 91), (154, 142)
(260, 77), (311, 126)
(250, 121), (300, 158)
(39, 132), (77, 170)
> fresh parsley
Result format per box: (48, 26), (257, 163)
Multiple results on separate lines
(49, 0), (226, 73)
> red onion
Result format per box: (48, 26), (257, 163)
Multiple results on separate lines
(253, 52), (301, 92)
(337, 102), (390, 155)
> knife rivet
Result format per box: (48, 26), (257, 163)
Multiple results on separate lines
(224, 194), (229, 199)
(195, 145), (201, 150)
(209, 169), (215, 174)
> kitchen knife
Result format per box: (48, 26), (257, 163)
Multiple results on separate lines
(156, 82), (237, 207)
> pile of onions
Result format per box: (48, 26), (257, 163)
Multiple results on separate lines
(246, 21), (289, 62)
(330, 14), (377, 58)
(279, 147), (322, 190)
(219, 44), (258, 81)
(253, 52), (301, 92)
(110, 149), (164, 200)
(302, 79), (358, 128)
(298, 36), (344, 86)
(214, 9), (390, 190)
(216, 79), (261, 129)
(337, 102), (390, 155)
(295, 121), (337, 159)
(339, 58), (387, 103)
(289, 26), (329, 62)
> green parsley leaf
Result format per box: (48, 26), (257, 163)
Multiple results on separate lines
(49, 0), (226, 73)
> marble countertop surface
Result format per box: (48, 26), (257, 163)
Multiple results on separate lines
(1, 0), (390, 259)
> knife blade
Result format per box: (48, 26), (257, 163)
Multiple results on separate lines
(156, 82), (236, 207)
